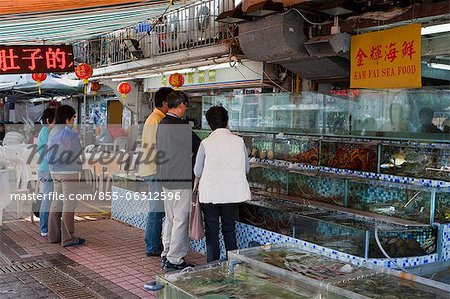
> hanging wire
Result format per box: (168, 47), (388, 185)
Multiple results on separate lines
(240, 63), (290, 93)
(283, 8), (330, 26)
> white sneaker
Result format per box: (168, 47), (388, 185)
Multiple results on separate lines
(40, 232), (48, 237)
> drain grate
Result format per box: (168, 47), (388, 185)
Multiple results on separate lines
(0, 260), (49, 274)
(0, 252), (10, 265)
(29, 267), (100, 299)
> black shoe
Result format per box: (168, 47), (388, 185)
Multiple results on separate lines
(63, 238), (85, 247)
(146, 251), (162, 257)
(163, 260), (194, 272)
(160, 256), (167, 269)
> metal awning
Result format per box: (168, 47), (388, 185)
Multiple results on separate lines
(0, 0), (186, 44)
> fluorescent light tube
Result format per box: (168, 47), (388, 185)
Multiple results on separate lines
(421, 23), (450, 35)
(427, 62), (450, 71)
(111, 77), (134, 81)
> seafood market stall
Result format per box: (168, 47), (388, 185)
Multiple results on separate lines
(196, 90), (450, 270)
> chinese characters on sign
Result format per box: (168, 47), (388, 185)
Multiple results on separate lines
(0, 45), (74, 74)
(350, 23), (421, 89)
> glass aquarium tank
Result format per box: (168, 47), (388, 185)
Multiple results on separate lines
(202, 89), (450, 141)
(155, 261), (351, 299)
(239, 195), (435, 258)
(229, 243), (368, 281)
(288, 171), (346, 206)
(435, 188), (450, 223)
(347, 179), (432, 224)
(229, 243), (447, 298)
(273, 136), (320, 165)
(380, 143), (448, 181)
(247, 165), (288, 194)
(240, 133), (274, 160)
(329, 271), (449, 299)
(320, 139), (379, 172)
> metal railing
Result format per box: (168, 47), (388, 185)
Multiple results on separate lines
(73, 0), (236, 67)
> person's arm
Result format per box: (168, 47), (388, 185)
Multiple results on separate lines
(61, 128), (82, 158)
(193, 143), (205, 178)
(243, 141), (250, 174)
(192, 131), (201, 154)
(36, 128), (48, 161)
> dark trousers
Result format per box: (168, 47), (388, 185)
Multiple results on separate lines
(201, 203), (239, 263)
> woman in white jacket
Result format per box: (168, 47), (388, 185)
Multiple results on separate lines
(193, 106), (251, 262)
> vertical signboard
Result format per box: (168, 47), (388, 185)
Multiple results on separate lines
(350, 23), (421, 89)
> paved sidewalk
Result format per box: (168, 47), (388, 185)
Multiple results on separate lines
(0, 207), (206, 299)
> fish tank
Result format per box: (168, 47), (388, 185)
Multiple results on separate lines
(380, 143), (449, 181)
(436, 188), (450, 223)
(155, 261), (351, 299)
(247, 165), (288, 195)
(288, 170), (346, 206)
(347, 179), (433, 224)
(241, 133), (274, 160)
(272, 136), (320, 165)
(408, 260), (450, 285)
(239, 195), (436, 258)
(229, 243), (448, 298)
(320, 139), (379, 172)
(329, 270), (449, 299)
(229, 242), (369, 281)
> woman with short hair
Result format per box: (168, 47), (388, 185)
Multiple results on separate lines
(193, 106), (251, 262)
(46, 105), (85, 247)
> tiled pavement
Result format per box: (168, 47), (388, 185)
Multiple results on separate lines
(0, 207), (206, 299)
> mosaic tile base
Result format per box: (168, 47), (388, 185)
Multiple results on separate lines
(441, 223), (450, 262)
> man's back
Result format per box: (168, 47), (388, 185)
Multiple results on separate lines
(156, 115), (200, 189)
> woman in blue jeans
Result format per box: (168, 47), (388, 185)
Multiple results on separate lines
(37, 108), (56, 237)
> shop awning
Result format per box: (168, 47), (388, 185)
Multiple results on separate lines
(0, 1), (186, 44)
(0, 74), (82, 93)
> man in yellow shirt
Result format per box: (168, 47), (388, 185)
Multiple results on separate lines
(138, 87), (172, 256)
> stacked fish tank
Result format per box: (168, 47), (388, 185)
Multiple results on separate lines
(320, 139), (379, 172)
(273, 136), (320, 164)
(200, 90), (449, 266)
(288, 170), (346, 206)
(239, 194), (436, 258)
(380, 142), (450, 182)
(247, 165), (288, 195)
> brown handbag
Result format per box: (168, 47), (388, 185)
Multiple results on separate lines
(188, 189), (205, 240)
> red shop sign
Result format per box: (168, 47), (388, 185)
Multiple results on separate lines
(0, 45), (74, 74)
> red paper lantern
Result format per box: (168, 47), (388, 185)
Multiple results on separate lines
(31, 73), (47, 94)
(90, 81), (101, 95)
(117, 82), (131, 99)
(169, 73), (184, 90)
(74, 63), (93, 84)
